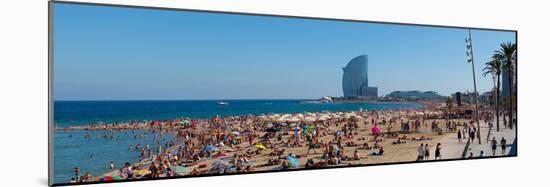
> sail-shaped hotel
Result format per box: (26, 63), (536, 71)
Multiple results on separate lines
(342, 55), (378, 98)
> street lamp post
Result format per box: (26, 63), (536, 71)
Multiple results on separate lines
(492, 73), (499, 133)
(465, 29), (482, 145)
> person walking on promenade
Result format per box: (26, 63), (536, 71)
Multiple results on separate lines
(417, 143), (425, 161)
(500, 137), (507, 155)
(468, 152), (474, 158)
(424, 144), (431, 160)
(470, 127), (476, 142)
(476, 128), (481, 144)
(435, 143), (442, 160)
(457, 130), (463, 143)
(491, 137), (498, 156)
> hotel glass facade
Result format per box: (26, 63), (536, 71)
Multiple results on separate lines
(342, 55), (378, 98)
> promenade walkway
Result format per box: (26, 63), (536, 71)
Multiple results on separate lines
(466, 119), (516, 157)
(421, 117), (517, 161)
(435, 129), (468, 160)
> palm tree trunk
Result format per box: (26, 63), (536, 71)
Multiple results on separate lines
(508, 65), (514, 129)
(496, 76), (500, 132)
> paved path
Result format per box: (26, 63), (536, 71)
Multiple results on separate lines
(466, 119), (516, 157)
(414, 126), (469, 161)
(420, 117), (517, 161)
(435, 129), (468, 160)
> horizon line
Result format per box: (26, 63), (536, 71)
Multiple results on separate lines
(53, 98), (322, 102)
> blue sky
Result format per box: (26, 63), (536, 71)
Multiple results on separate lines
(53, 3), (516, 100)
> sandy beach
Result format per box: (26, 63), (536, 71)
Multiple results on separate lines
(57, 103), (497, 184)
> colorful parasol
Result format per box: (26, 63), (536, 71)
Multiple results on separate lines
(97, 175), (122, 182)
(371, 126), (381, 135)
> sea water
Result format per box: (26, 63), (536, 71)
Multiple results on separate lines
(53, 129), (176, 183)
(54, 100), (421, 127)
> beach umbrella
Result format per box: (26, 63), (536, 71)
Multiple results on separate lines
(343, 113), (352, 119)
(270, 114), (281, 120)
(289, 117), (301, 122)
(303, 125), (313, 133)
(371, 126), (381, 135)
(276, 117), (287, 123)
(318, 114), (331, 120)
(97, 176), (122, 182)
(231, 131), (240, 135)
(304, 116), (316, 122)
(150, 121), (161, 126)
(258, 115), (267, 120)
(266, 123), (274, 128)
(170, 166), (188, 176)
(281, 114), (292, 118)
(178, 120), (190, 126)
(254, 144), (267, 150)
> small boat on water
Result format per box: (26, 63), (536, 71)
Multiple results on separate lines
(217, 101), (229, 106)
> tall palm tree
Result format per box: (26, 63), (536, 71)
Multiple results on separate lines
(493, 42), (517, 129)
(513, 49), (517, 98)
(483, 57), (502, 131)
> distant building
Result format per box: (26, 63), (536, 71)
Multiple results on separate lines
(480, 91), (495, 105)
(455, 92), (462, 106)
(362, 87), (378, 98)
(342, 55), (378, 98)
(452, 92), (479, 105)
(386, 90), (443, 101)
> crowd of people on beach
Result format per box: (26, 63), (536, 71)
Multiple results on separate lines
(62, 104), (513, 184)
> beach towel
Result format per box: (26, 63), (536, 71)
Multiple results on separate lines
(369, 152), (384, 156)
(287, 156), (300, 168)
(212, 153), (229, 158)
(202, 145), (219, 152)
